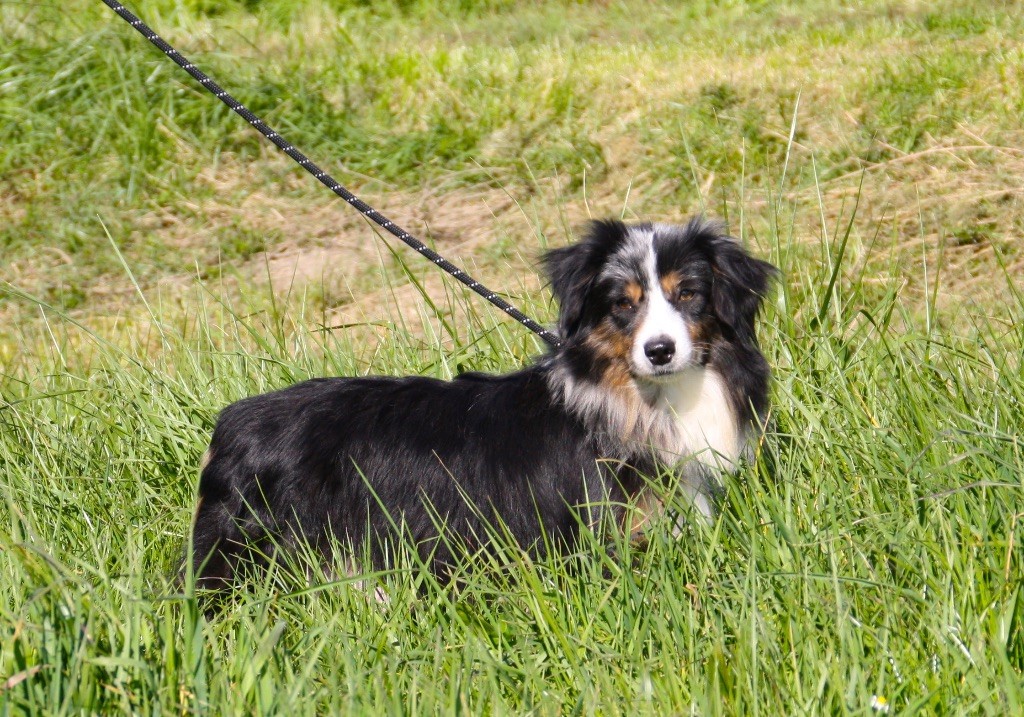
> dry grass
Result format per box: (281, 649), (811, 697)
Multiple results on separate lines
(66, 127), (1024, 337)
(3, 0), (1023, 342)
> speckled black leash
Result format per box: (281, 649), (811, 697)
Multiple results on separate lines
(99, 0), (562, 349)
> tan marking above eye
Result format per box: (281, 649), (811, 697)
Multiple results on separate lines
(659, 272), (682, 298)
(661, 273), (700, 302)
(615, 281), (643, 311)
(624, 281), (643, 304)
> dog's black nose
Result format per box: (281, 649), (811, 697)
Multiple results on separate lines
(644, 337), (675, 366)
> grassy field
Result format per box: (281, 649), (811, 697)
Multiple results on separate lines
(2, 0), (1023, 713)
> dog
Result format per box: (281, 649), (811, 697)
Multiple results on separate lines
(189, 218), (776, 589)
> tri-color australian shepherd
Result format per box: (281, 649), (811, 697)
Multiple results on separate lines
(190, 218), (776, 589)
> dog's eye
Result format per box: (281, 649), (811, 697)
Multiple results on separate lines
(675, 289), (696, 302)
(615, 297), (636, 312)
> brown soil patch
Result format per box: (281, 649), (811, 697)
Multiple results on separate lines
(3, 128), (1021, 348)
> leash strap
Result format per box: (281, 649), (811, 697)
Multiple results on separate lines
(99, 0), (562, 349)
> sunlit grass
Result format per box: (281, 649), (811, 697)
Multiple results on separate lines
(3, 0), (1023, 320)
(1, 0), (1023, 713)
(3, 196), (1022, 711)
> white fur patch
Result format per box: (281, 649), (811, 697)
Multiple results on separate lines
(631, 239), (692, 375)
(656, 367), (740, 470)
(548, 362), (650, 447)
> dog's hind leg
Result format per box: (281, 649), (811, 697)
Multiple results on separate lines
(189, 497), (249, 591)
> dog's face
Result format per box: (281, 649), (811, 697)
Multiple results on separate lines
(545, 219), (775, 385)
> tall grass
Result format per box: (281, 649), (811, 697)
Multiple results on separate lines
(2, 203), (1022, 712)
(2, 0), (1023, 713)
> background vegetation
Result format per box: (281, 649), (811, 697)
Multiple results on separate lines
(2, 0), (1021, 713)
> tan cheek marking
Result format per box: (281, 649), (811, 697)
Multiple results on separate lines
(199, 448), (213, 473)
(585, 321), (644, 438)
(687, 315), (717, 347)
(588, 320), (633, 364)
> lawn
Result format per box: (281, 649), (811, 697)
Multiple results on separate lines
(1, 0), (1022, 713)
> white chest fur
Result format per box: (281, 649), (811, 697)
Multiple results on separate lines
(655, 367), (741, 471)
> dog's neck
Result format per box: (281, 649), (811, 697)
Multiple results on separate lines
(549, 359), (743, 469)
(639, 367), (742, 470)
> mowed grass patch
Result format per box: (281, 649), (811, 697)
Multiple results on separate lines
(2, 0), (1023, 713)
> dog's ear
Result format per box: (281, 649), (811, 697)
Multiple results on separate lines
(543, 220), (625, 339)
(707, 231), (777, 340)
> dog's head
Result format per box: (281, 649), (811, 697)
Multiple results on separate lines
(544, 218), (776, 384)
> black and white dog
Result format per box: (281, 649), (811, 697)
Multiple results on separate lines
(190, 218), (776, 588)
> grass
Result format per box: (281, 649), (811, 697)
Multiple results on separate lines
(1, 0), (1023, 713)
